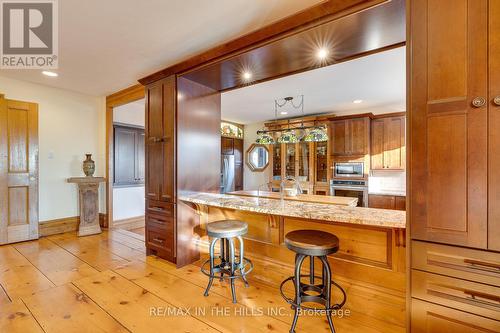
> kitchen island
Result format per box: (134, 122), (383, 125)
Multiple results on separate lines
(180, 191), (407, 328)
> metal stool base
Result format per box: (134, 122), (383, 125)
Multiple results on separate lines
(202, 236), (253, 303)
(280, 255), (347, 333)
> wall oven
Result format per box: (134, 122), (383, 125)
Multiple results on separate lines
(330, 179), (368, 207)
(334, 162), (364, 178)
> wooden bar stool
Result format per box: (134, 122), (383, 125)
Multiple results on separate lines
(201, 220), (253, 303)
(280, 230), (347, 333)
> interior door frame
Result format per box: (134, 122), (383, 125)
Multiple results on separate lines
(105, 84), (145, 228)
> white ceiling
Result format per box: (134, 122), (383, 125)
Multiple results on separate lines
(0, 0), (322, 96)
(221, 46), (406, 125)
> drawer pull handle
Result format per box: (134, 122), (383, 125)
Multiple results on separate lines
(152, 237), (164, 244)
(464, 259), (500, 272)
(149, 207), (165, 212)
(149, 218), (164, 224)
(464, 290), (500, 307)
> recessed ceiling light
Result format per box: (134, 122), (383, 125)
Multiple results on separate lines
(317, 48), (329, 60)
(42, 71), (58, 77)
(353, 99), (363, 104)
(280, 111), (288, 115)
(242, 71), (252, 80)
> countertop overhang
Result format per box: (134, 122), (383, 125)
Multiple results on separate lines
(179, 192), (406, 229)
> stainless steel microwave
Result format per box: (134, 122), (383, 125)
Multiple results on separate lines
(334, 162), (364, 178)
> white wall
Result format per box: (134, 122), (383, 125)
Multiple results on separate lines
(243, 122), (272, 190)
(0, 76), (106, 223)
(113, 186), (145, 220)
(112, 99), (145, 221)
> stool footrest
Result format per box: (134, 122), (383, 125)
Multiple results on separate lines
(201, 256), (254, 280)
(279, 275), (347, 312)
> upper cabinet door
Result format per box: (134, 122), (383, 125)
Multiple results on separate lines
(410, 0), (488, 248)
(489, 0), (500, 251)
(145, 76), (176, 202)
(371, 119), (385, 170)
(383, 116), (405, 170)
(350, 117), (369, 156)
(331, 120), (347, 155)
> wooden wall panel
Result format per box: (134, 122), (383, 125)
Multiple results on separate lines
(284, 218), (392, 268)
(176, 76), (221, 267)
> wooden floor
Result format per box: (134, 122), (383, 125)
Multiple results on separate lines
(0, 230), (404, 333)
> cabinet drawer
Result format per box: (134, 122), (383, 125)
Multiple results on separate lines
(146, 200), (175, 217)
(412, 270), (500, 320)
(146, 213), (173, 231)
(146, 227), (174, 256)
(411, 298), (500, 333)
(412, 240), (500, 286)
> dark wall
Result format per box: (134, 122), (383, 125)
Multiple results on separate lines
(176, 76), (221, 266)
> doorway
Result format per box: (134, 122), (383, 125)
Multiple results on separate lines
(110, 99), (146, 238)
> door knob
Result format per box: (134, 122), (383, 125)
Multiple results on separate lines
(494, 96), (500, 106)
(472, 97), (486, 108)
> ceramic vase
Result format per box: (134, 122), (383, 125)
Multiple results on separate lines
(83, 154), (95, 177)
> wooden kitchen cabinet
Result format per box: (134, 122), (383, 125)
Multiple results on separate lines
(368, 194), (405, 210)
(233, 138), (243, 191)
(410, 0), (488, 249)
(145, 76), (176, 202)
(221, 137), (234, 155)
(331, 117), (369, 156)
(371, 116), (405, 170)
(409, 0), (500, 330)
(145, 75), (176, 262)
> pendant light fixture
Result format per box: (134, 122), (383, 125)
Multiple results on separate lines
(303, 126), (328, 142)
(255, 132), (275, 144)
(256, 95), (328, 144)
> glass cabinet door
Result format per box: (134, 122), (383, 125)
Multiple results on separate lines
(298, 142), (310, 182)
(316, 141), (328, 182)
(272, 143), (281, 180)
(285, 143), (296, 178)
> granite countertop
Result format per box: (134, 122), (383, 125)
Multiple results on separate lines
(227, 190), (358, 206)
(179, 192), (406, 229)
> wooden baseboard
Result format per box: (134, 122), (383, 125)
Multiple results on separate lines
(39, 216), (79, 237)
(112, 215), (145, 230)
(39, 213), (108, 237)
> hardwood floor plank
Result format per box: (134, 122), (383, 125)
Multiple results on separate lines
(114, 260), (292, 333)
(73, 270), (220, 333)
(14, 239), (100, 286)
(46, 234), (131, 271)
(0, 299), (44, 333)
(104, 230), (145, 251)
(22, 284), (129, 333)
(0, 245), (55, 300)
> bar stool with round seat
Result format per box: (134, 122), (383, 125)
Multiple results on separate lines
(201, 220), (253, 303)
(280, 230), (347, 333)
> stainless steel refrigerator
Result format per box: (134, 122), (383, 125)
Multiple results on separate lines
(221, 155), (235, 193)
